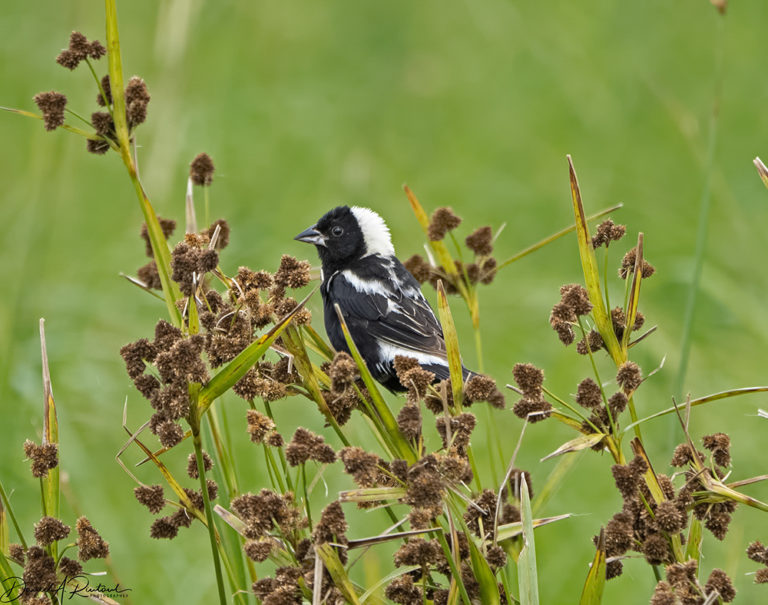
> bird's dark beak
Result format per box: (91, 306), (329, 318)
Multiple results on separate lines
(294, 225), (327, 247)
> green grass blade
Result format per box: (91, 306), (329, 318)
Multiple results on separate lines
(39, 320), (59, 559)
(540, 434), (604, 462)
(621, 233), (643, 353)
(468, 537), (501, 605)
(753, 157), (768, 189)
(623, 386), (768, 433)
(315, 542), (361, 605)
(517, 474), (539, 605)
(334, 303), (416, 462)
(496, 513), (572, 542)
(198, 290), (314, 414)
(578, 529), (606, 605)
(436, 281), (464, 408)
(685, 517), (703, 564)
(104, 0), (130, 154)
(566, 156), (622, 365)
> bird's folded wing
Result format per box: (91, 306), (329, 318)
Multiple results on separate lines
(329, 272), (447, 359)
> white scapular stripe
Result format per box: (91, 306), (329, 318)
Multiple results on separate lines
(350, 206), (396, 257)
(340, 269), (392, 295)
(376, 342), (447, 368)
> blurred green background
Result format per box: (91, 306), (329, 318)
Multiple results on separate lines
(2, 1), (768, 602)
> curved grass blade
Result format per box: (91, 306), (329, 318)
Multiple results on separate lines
(623, 386), (768, 433)
(496, 513), (572, 542)
(436, 281), (464, 408)
(567, 156), (622, 364)
(334, 303), (416, 462)
(579, 528), (606, 605)
(517, 474), (539, 605)
(315, 542), (361, 605)
(359, 565), (419, 604)
(198, 288), (315, 414)
(541, 433), (604, 462)
(468, 537), (500, 605)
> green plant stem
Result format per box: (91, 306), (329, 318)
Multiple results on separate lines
(0, 479), (27, 548)
(190, 410), (228, 605)
(301, 463), (313, 531)
(204, 187), (211, 229)
(264, 401), (296, 493)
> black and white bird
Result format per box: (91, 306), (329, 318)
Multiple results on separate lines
(294, 205), (472, 392)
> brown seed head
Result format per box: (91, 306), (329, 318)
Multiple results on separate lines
(274, 255), (311, 289)
(576, 377), (602, 409)
(616, 361), (642, 394)
(33, 91), (67, 131)
(655, 500), (687, 533)
(577, 329), (604, 355)
(23, 440), (59, 478)
(756, 568), (768, 584)
(33, 516), (70, 546)
(76, 517), (109, 561)
(187, 451), (213, 479)
(705, 568), (736, 602)
(59, 556), (83, 578)
(329, 351), (358, 391)
(393, 538), (441, 568)
(246, 410), (275, 443)
(88, 40), (106, 59)
(403, 254), (431, 283)
(397, 404), (422, 440)
(608, 391), (628, 416)
(512, 397), (552, 422)
(747, 541), (768, 564)
(190, 152), (215, 186)
(244, 539), (273, 562)
(56, 49), (81, 70)
(512, 363), (544, 398)
(650, 581), (676, 605)
(339, 447), (380, 488)
(464, 374), (497, 403)
(465, 226), (493, 256)
(125, 76), (150, 127)
(560, 283), (592, 316)
(591, 219), (626, 248)
(427, 207), (462, 241)
(134, 484), (165, 514)
(97, 75), (112, 106)
(22, 546), (57, 595)
(620, 246), (656, 279)
(702, 433), (731, 467)
(313, 500), (348, 545)
(642, 532), (672, 565)
(150, 516), (179, 539)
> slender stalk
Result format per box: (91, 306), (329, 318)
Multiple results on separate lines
(0, 479), (28, 549)
(189, 402), (228, 605)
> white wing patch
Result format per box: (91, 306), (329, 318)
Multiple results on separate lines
(350, 206), (396, 257)
(376, 342), (448, 368)
(340, 269), (392, 295)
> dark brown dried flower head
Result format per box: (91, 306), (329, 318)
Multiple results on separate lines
(608, 391), (628, 415)
(406, 455), (444, 508)
(670, 443), (701, 467)
(747, 541), (768, 564)
(655, 500), (687, 533)
(313, 500), (348, 545)
(96, 74), (112, 106)
(156, 420), (184, 448)
(650, 581), (676, 605)
(620, 246), (655, 279)
(592, 219), (626, 248)
(404, 254), (432, 283)
(23, 440), (58, 478)
(479, 256), (498, 284)
(58, 556), (82, 578)
(125, 76), (150, 128)
(512, 397), (552, 422)
(464, 489), (497, 538)
(702, 432), (731, 467)
(393, 538), (441, 568)
(339, 447), (381, 488)
(385, 574), (422, 605)
(56, 49), (81, 70)
(616, 361), (642, 394)
(465, 374), (504, 408)
(187, 451), (213, 479)
(150, 516), (179, 540)
(576, 329), (604, 355)
(33, 516), (70, 546)
(274, 255), (311, 289)
(33, 91), (67, 131)
(134, 484), (165, 514)
(22, 545), (57, 595)
(435, 412), (476, 454)
(190, 152), (215, 186)
(642, 532), (672, 565)
(90, 111), (113, 137)
(329, 351), (358, 391)
(705, 568), (735, 602)
(8, 543), (24, 565)
(756, 568), (768, 584)
(285, 427), (336, 466)
(465, 226), (493, 256)
(246, 409), (275, 443)
(560, 283), (592, 316)
(576, 377), (602, 409)
(86, 137), (110, 155)
(397, 404), (422, 440)
(427, 207), (462, 241)
(665, 560), (697, 590)
(244, 539), (273, 562)
(76, 517), (109, 561)
(512, 363), (544, 398)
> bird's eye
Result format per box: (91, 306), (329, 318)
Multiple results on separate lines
(331, 226), (344, 237)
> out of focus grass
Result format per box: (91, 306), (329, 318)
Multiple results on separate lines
(2, 1), (768, 602)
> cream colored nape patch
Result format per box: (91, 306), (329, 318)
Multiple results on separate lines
(350, 206), (396, 257)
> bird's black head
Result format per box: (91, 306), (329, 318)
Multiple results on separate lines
(295, 205), (394, 273)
